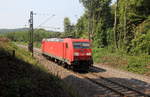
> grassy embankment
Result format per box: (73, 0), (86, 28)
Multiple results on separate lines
(93, 48), (150, 75)
(0, 37), (78, 97)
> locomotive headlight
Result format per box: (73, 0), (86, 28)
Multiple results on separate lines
(74, 52), (79, 56)
(86, 53), (91, 56)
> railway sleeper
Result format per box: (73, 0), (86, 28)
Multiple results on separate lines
(123, 91), (139, 96)
(108, 85), (120, 88)
(114, 87), (127, 91)
(118, 89), (130, 93)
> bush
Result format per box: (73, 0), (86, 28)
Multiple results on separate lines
(125, 55), (150, 74)
(131, 18), (150, 55)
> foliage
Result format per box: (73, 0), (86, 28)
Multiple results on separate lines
(78, 0), (150, 54)
(116, 0), (150, 51)
(64, 17), (71, 33)
(2, 29), (62, 42)
(124, 55), (150, 74)
(131, 19), (150, 55)
(76, 12), (89, 38)
(79, 0), (113, 47)
(64, 17), (75, 37)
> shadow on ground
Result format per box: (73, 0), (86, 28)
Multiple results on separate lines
(0, 49), (72, 97)
(90, 66), (107, 73)
(72, 66), (106, 74)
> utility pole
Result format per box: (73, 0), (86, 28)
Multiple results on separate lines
(28, 11), (34, 57)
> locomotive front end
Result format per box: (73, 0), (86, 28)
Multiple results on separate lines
(72, 40), (93, 69)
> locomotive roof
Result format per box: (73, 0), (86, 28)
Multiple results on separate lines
(43, 38), (90, 42)
(43, 38), (64, 42)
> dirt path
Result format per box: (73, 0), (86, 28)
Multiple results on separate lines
(95, 64), (150, 83)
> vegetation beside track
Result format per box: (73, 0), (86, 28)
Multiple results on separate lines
(93, 48), (150, 75)
(0, 37), (79, 97)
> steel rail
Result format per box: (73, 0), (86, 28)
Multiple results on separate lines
(90, 70), (150, 97)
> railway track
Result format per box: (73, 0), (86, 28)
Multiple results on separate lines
(81, 72), (150, 97)
(19, 45), (150, 97)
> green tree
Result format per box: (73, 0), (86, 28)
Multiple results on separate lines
(79, 0), (112, 47)
(64, 17), (76, 37)
(64, 17), (71, 36)
(117, 0), (150, 52)
(76, 12), (89, 38)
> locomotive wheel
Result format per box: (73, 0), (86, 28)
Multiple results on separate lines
(62, 62), (67, 68)
(58, 60), (62, 65)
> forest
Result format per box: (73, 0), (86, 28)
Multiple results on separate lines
(1, 0), (150, 74)
(74, 0), (150, 55)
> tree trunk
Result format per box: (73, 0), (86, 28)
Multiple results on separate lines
(123, 1), (127, 45)
(113, 0), (119, 49)
(91, 12), (95, 41)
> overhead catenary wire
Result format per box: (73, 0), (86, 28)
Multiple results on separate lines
(37, 14), (55, 28)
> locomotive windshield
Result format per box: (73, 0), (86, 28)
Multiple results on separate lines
(73, 42), (90, 49)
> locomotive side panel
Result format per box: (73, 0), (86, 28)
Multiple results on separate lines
(63, 40), (74, 64)
(42, 41), (65, 60)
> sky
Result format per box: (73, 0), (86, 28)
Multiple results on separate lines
(0, 0), (116, 32)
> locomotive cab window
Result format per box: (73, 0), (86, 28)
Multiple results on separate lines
(73, 42), (90, 49)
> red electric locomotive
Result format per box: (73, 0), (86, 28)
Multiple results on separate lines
(41, 38), (93, 69)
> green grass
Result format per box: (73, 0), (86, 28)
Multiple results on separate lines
(34, 42), (41, 48)
(0, 40), (79, 97)
(14, 41), (28, 46)
(93, 47), (150, 74)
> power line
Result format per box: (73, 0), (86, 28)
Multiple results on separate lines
(37, 26), (60, 29)
(37, 14), (55, 28)
(34, 13), (54, 16)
